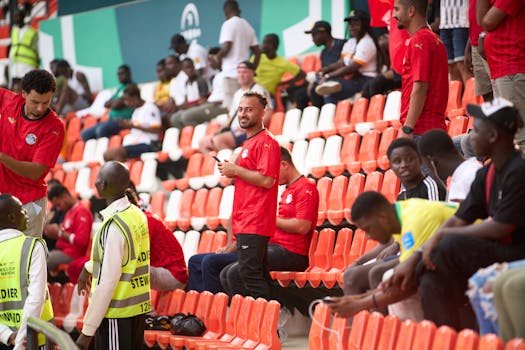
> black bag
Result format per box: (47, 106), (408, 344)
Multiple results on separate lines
(170, 312), (206, 336)
(145, 315), (171, 331)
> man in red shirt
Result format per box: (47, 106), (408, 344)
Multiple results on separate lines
(44, 184), (93, 278)
(477, 0), (525, 152)
(394, 0), (449, 138)
(217, 91), (280, 299)
(0, 69), (65, 237)
(220, 146), (319, 296)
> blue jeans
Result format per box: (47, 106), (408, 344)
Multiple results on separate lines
(186, 253), (237, 293)
(468, 259), (525, 335)
(324, 75), (373, 104)
(81, 119), (123, 141)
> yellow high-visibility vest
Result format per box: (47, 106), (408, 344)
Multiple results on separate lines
(90, 205), (151, 318)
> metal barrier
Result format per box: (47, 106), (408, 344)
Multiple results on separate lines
(26, 316), (79, 350)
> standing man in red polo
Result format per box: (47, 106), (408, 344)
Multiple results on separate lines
(394, 0), (449, 139)
(218, 91), (280, 299)
(0, 69), (65, 237)
(477, 0), (525, 152)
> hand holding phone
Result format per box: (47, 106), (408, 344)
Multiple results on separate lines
(322, 296), (335, 304)
(212, 155), (222, 163)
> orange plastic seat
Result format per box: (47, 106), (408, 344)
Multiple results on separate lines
(348, 130), (381, 174)
(361, 312), (384, 350)
(446, 80), (463, 117)
(82, 115), (98, 129)
(333, 100), (352, 131)
(478, 334), (504, 350)
(326, 175), (349, 226)
(453, 329), (479, 350)
(316, 177), (333, 226)
(371, 126), (397, 171)
(430, 326), (456, 350)
(505, 339), (525, 350)
(268, 111), (285, 136)
(63, 169), (78, 195)
(366, 94), (386, 122)
(270, 230), (318, 287)
(448, 116), (468, 137)
(329, 132), (360, 177)
(130, 160), (143, 185)
(197, 230), (215, 254)
(54, 282), (75, 328)
(191, 188), (210, 229)
(348, 311), (370, 350)
(301, 54), (318, 72)
(339, 97), (369, 134)
(308, 302), (331, 350)
(68, 140), (85, 162)
(144, 290), (186, 347)
(377, 315), (401, 350)
(412, 320), (437, 350)
(210, 231), (227, 252)
(321, 228), (353, 288)
(205, 187), (223, 230)
(177, 189), (196, 231)
(346, 228), (367, 266)
(329, 315), (350, 350)
(296, 228), (336, 287)
(343, 173), (365, 223)
(66, 117), (82, 143)
(381, 169), (401, 203)
(108, 134), (123, 150)
(150, 191), (166, 220)
(179, 125), (195, 157)
(394, 319), (417, 350)
(363, 171), (384, 192)
(169, 153), (203, 191)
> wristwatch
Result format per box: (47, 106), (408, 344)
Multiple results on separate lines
(402, 125), (414, 134)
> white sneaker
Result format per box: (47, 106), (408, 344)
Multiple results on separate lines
(315, 81), (342, 96)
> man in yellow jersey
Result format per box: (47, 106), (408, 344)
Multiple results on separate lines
(328, 191), (457, 320)
(0, 194), (53, 350)
(76, 162), (150, 350)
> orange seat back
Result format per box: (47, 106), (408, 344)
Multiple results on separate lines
(381, 169), (401, 203)
(328, 175), (349, 213)
(308, 302), (331, 350)
(453, 329), (479, 350)
(344, 173), (365, 213)
(150, 191), (166, 219)
(329, 315), (350, 350)
(377, 315), (401, 350)
(340, 132), (361, 164)
(192, 188), (209, 219)
(430, 326), (457, 350)
(333, 228), (353, 270)
(367, 94), (386, 122)
(334, 100), (352, 128)
(268, 111), (285, 136)
(349, 97), (369, 124)
(197, 230), (215, 254)
(361, 312), (384, 350)
(348, 310), (369, 350)
(412, 320), (437, 350)
(364, 171), (384, 192)
(394, 319), (417, 350)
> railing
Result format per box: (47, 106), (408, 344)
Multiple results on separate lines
(26, 316), (79, 350)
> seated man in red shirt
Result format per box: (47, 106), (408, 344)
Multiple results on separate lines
(44, 184), (93, 279)
(220, 146), (319, 296)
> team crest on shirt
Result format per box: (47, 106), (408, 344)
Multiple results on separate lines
(285, 194), (293, 204)
(241, 149), (248, 159)
(25, 133), (37, 145)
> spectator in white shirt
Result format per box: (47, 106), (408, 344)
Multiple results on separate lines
(104, 84), (162, 161)
(170, 34), (214, 80)
(211, 0), (260, 110)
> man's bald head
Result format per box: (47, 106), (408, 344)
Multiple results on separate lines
(95, 161), (131, 200)
(0, 194), (28, 231)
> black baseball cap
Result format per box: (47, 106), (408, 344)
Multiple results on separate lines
(467, 98), (523, 134)
(344, 9), (370, 23)
(304, 21), (331, 34)
(237, 60), (256, 70)
(170, 34), (186, 50)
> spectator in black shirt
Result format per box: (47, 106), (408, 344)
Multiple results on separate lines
(386, 98), (525, 331)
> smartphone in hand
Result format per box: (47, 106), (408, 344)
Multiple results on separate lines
(212, 155), (222, 163)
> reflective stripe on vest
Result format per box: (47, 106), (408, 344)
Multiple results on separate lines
(10, 26), (38, 67)
(0, 236), (54, 346)
(90, 205), (151, 318)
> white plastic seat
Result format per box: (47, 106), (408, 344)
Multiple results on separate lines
(291, 140), (309, 175)
(317, 103), (336, 132)
(141, 127), (182, 161)
(174, 231), (185, 246)
(138, 192), (151, 206)
(164, 190), (183, 226)
(321, 135), (343, 167)
(383, 90), (401, 122)
(75, 167), (92, 199)
(292, 106), (320, 141)
(218, 185), (235, 226)
(355, 122), (374, 135)
(94, 137), (109, 164)
(190, 123), (208, 151)
(182, 230), (201, 264)
(139, 81), (157, 103)
(276, 108), (301, 144)
(136, 159), (159, 193)
(202, 149), (233, 188)
(304, 137), (325, 175)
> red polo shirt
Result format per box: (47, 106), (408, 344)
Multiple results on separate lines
(469, 0), (484, 46)
(270, 176), (319, 256)
(146, 211), (188, 284)
(232, 129), (280, 237)
(0, 88), (64, 204)
(485, 0), (525, 79)
(400, 27), (448, 135)
(56, 201), (93, 259)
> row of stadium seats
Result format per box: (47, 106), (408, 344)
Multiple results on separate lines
(309, 306), (525, 350)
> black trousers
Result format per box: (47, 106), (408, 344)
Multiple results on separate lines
(94, 314), (146, 350)
(361, 72), (402, 99)
(418, 234), (525, 330)
(234, 234), (270, 299)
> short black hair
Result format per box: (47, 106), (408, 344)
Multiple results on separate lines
(208, 47), (221, 55)
(21, 69), (56, 94)
(351, 191), (391, 222)
(123, 84), (141, 98)
(264, 33), (280, 49)
(387, 138), (419, 160)
(280, 146), (293, 163)
(399, 0), (428, 17)
(56, 59), (71, 70)
(118, 64), (131, 72)
(181, 57), (194, 66)
(47, 184), (70, 200)
(47, 178), (62, 187)
(166, 54), (180, 63)
(242, 91), (268, 109)
(157, 58), (166, 67)
(224, 0), (240, 13)
(419, 129), (458, 158)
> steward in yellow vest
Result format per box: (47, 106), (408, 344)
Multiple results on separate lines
(0, 194), (53, 349)
(9, 9), (38, 68)
(77, 161), (150, 350)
